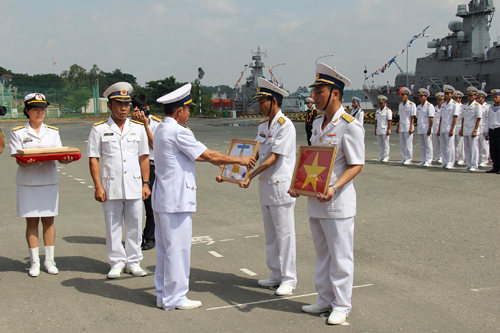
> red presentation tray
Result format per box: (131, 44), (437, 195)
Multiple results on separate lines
(15, 152), (82, 163)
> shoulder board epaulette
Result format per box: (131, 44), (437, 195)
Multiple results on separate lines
(277, 117), (285, 125)
(473, 102), (479, 105)
(259, 118), (269, 124)
(341, 113), (354, 123)
(12, 125), (24, 131)
(151, 116), (161, 122)
(452, 100), (457, 104)
(131, 119), (144, 125)
(94, 120), (107, 126)
(486, 103), (491, 106)
(46, 125), (58, 130)
(426, 102), (431, 105)
(409, 101), (415, 105)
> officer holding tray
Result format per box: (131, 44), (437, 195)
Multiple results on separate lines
(87, 82), (150, 279)
(154, 83), (255, 311)
(289, 63), (365, 325)
(239, 77), (297, 297)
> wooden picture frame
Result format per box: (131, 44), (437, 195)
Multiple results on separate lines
(219, 139), (260, 184)
(289, 145), (338, 197)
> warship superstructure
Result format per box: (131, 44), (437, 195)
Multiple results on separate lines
(364, 0), (498, 109)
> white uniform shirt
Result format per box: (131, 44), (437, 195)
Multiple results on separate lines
(487, 104), (500, 131)
(350, 107), (364, 125)
(307, 107), (365, 219)
(147, 115), (161, 161)
(10, 122), (62, 186)
(479, 102), (490, 133)
(87, 117), (149, 200)
(255, 110), (296, 206)
(462, 101), (482, 136)
(439, 100), (460, 132)
(152, 117), (207, 213)
(375, 107), (392, 135)
(433, 105), (442, 132)
(455, 103), (463, 131)
(398, 101), (417, 132)
(416, 102), (435, 135)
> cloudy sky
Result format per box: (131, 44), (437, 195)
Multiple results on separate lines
(2, 0), (500, 91)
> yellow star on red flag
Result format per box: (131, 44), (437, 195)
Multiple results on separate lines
(302, 153), (327, 191)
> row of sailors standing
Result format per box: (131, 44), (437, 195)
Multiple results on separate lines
(373, 85), (500, 173)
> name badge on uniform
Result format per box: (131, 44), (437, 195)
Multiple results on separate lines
(327, 134), (336, 137)
(268, 134), (273, 138)
(104, 133), (113, 136)
(260, 131), (266, 138)
(130, 132), (136, 135)
(23, 137), (33, 143)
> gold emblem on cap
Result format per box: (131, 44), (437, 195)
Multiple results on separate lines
(257, 86), (261, 92)
(316, 72), (320, 80)
(120, 89), (127, 95)
(35, 94), (43, 100)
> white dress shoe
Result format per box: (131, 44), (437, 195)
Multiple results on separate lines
(176, 299), (202, 310)
(156, 301), (163, 309)
(29, 262), (40, 277)
(107, 267), (123, 279)
(275, 284), (294, 296)
(301, 303), (330, 314)
(457, 160), (465, 165)
(382, 157), (389, 162)
(125, 265), (147, 277)
(257, 279), (280, 287)
(444, 165), (454, 169)
(416, 161), (425, 166)
(479, 163), (488, 167)
(398, 159), (405, 164)
(44, 260), (58, 275)
(403, 160), (411, 165)
(376, 157), (383, 162)
(468, 167), (477, 172)
(461, 166), (470, 170)
(437, 158), (443, 163)
(327, 310), (348, 325)
(422, 162), (431, 167)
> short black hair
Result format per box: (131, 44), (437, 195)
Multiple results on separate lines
(331, 85), (344, 101)
(23, 105), (36, 118)
(132, 93), (150, 107)
(265, 96), (282, 108)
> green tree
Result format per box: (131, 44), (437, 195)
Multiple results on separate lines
(191, 79), (215, 116)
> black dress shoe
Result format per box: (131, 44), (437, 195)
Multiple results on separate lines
(486, 169), (499, 173)
(142, 240), (155, 250)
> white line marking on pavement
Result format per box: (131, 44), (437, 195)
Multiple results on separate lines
(471, 287), (490, 292)
(80, 182), (85, 184)
(88, 186), (93, 188)
(245, 235), (259, 238)
(209, 251), (223, 258)
(206, 284), (374, 311)
(219, 239), (234, 242)
(240, 268), (257, 276)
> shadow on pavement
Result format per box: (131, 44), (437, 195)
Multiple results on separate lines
(62, 236), (106, 245)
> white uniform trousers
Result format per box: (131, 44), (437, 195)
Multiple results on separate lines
(479, 135), (490, 164)
(463, 135), (479, 169)
(418, 134), (433, 164)
(377, 135), (390, 160)
(399, 132), (413, 162)
(432, 134), (441, 160)
(154, 211), (192, 310)
(309, 217), (354, 315)
(439, 133), (455, 167)
(261, 202), (297, 287)
(455, 135), (464, 162)
(102, 199), (143, 267)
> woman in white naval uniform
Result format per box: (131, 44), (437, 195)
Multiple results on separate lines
(239, 77), (297, 297)
(437, 85), (460, 168)
(10, 93), (74, 277)
(290, 64), (364, 325)
(154, 84), (255, 311)
(416, 88), (435, 166)
(432, 93), (444, 163)
(374, 95), (392, 162)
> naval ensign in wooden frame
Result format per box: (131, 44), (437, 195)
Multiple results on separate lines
(290, 145), (338, 197)
(219, 139), (260, 184)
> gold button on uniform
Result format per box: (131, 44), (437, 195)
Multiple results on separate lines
(319, 138), (322, 142)
(124, 171), (127, 174)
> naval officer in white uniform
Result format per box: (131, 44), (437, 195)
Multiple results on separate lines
(87, 82), (151, 279)
(459, 88), (482, 171)
(476, 90), (490, 167)
(485, 89), (500, 173)
(432, 92), (444, 164)
(374, 95), (392, 162)
(239, 77), (297, 296)
(453, 91), (465, 165)
(395, 87), (416, 164)
(10, 93), (74, 277)
(289, 63), (365, 325)
(437, 85), (460, 168)
(153, 84), (255, 311)
(350, 96), (364, 125)
(416, 88), (435, 166)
